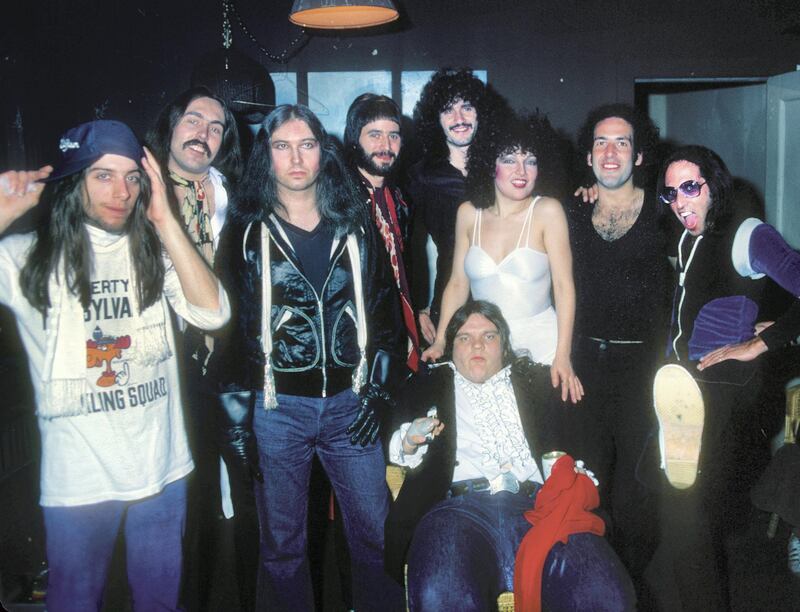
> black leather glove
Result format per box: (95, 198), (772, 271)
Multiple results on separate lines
(217, 391), (263, 484)
(347, 350), (395, 446)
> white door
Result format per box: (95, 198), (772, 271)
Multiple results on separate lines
(766, 70), (800, 248)
(647, 82), (768, 199)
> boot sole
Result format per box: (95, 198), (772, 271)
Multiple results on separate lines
(653, 364), (705, 489)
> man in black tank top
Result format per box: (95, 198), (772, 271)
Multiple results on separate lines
(566, 104), (670, 605)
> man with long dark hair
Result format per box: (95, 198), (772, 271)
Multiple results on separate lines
(148, 86), (251, 611)
(407, 68), (510, 347)
(210, 104), (403, 611)
(344, 93), (419, 372)
(146, 85), (242, 370)
(0, 119), (229, 611)
(653, 144), (800, 609)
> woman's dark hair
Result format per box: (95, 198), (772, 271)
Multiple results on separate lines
(344, 93), (402, 165)
(413, 68), (511, 161)
(657, 144), (733, 234)
(465, 111), (562, 208)
(147, 85), (243, 186)
(235, 104), (369, 237)
(444, 300), (516, 367)
(577, 103), (660, 187)
(19, 170), (164, 314)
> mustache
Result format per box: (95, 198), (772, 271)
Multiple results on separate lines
(371, 150), (396, 162)
(449, 123), (473, 132)
(182, 139), (211, 157)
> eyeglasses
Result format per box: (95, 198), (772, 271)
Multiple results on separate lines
(659, 180), (706, 204)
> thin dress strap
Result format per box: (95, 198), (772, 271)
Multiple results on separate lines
(515, 196), (540, 249)
(472, 208), (483, 247)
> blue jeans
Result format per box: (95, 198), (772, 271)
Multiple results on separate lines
(43, 477), (187, 612)
(252, 389), (403, 612)
(406, 488), (635, 611)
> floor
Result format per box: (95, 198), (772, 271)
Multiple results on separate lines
(3, 459), (799, 612)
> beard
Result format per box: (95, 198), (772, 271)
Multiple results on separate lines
(357, 146), (396, 178)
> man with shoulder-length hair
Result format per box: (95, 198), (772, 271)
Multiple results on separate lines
(148, 85), (242, 232)
(148, 86), (253, 611)
(384, 300), (635, 611)
(210, 104), (403, 611)
(344, 93), (419, 371)
(0, 120), (230, 611)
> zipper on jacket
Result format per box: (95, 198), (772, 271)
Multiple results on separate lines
(317, 245), (347, 397)
(268, 227), (347, 398)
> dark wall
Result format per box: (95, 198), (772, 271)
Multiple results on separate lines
(3, 0), (800, 168)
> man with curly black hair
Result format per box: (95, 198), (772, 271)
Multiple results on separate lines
(565, 103), (670, 601)
(406, 68), (510, 346)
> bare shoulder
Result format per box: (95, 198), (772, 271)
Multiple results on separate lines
(455, 201), (478, 224)
(533, 196), (566, 220)
(457, 200), (478, 217)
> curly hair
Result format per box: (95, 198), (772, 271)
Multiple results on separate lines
(465, 111), (563, 208)
(576, 103), (660, 186)
(656, 145), (733, 234)
(413, 68), (511, 161)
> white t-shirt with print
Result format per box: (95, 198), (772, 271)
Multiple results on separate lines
(0, 226), (229, 506)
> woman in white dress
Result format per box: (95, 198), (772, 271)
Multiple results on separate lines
(421, 113), (583, 403)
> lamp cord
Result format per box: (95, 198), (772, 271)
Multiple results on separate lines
(224, 0), (308, 64)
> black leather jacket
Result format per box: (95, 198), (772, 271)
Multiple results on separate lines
(210, 213), (403, 398)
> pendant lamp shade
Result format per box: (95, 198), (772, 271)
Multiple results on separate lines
(289, 0), (399, 29)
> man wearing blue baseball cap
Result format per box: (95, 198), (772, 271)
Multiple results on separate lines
(0, 119), (230, 611)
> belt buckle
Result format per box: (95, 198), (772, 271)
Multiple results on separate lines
(489, 472), (519, 495)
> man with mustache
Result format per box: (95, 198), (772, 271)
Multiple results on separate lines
(147, 87), (250, 610)
(345, 93), (419, 372)
(406, 69), (510, 347)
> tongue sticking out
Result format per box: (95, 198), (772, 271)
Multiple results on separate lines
(683, 213), (698, 231)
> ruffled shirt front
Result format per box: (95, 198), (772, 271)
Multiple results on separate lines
(390, 364), (543, 484)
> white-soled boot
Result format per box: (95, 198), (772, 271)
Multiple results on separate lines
(653, 364), (705, 489)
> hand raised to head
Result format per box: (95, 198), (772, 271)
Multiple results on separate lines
(0, 166), (53, 234)
(140, 147), (173, 228)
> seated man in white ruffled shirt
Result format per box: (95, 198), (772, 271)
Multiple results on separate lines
(0, 120), (230, 612)
(384, 299), (634, 611)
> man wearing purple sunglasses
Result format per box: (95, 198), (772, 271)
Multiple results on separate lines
(652, 144), (800, 610)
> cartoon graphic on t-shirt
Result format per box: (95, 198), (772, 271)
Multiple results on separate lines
(87, 325), (131, 387)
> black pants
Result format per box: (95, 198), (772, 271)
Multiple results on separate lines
(657, 365), (763, 611)
(566, 337), (661, 593)
(180, 332), (259, 612)
(180, 349), (222, 612)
